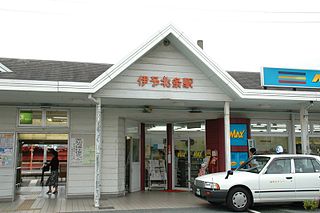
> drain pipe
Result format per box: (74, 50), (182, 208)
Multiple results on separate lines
(88, 94), (102, 208)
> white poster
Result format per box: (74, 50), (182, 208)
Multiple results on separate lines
(0, 133), (14, 167)
(70, 138), (83, 165)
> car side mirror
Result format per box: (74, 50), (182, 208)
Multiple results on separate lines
(225, 170), (233, 179)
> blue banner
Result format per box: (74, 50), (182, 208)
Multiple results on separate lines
(231, 152), (248, 169)
(230, 124), (247, 146)
(263, 67), (320, 88)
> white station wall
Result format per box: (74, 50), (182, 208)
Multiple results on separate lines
(100, 111), (126, 196)
(68, 108), (96, 197)
(0, 107), (16, 200)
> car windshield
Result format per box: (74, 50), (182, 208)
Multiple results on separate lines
(236, 156), (270, 173)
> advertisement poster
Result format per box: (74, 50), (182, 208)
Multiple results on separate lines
(70, 135), (95, 166)
(0, 133), (14, 167)
(70, 138), (83, 165)
(230, 124), (248, 146)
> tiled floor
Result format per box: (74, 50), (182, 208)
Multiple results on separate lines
(0, 180), (207, 213)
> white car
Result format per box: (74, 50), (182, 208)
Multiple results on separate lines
(193, 154), (320, 212)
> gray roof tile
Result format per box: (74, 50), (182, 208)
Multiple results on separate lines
(0, 58), (112, 82)
(0, 57), (318, 92)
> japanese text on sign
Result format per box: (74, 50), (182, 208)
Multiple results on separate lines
(70, 138), (83, 164)
(137, 76), (193, 88)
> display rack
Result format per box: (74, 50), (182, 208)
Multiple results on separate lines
(148, 159), (167, 190)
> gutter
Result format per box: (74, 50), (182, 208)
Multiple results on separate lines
(88, 94), (102, 208)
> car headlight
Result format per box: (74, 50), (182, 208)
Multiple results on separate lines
(204, 182), (220, 190)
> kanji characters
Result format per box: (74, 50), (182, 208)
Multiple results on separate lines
(161, 76), (171, 88)
(137, 75), (148, 87)
(183, 78), (193, 88)
(137, 75), (193, 89)
(150, 76), (160, 87)
(171, 77), (181, 88)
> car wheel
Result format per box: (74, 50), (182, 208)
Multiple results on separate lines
(226, 187), (251, 212)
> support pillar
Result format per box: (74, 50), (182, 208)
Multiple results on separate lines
(140, 123), (145, 191)
(224, 102), (231, 171)
(300, 105), (310, 154)
(290, 113), (296, 154)
(94, 97), (102, 208)
(166, 123), (172, 190)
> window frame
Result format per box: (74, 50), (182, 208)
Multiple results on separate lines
(18, 108), (69, 128)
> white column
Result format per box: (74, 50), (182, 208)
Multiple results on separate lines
(224, 101), (231, 171)
(94, 97), (102, 207)
(300, 105), (310, 154)
(289, 114), (296, 154)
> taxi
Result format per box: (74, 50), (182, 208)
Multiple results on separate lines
(193, 154), (320, 212)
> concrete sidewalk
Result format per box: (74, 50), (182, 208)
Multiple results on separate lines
(0, 185), (207, 213)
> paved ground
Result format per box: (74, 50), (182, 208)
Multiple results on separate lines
(1, 179), (319, 212)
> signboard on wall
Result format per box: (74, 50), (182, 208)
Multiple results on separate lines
(19, 111), (32, 124)
(70, 134), (95, 166)
(230, 124), (248, 146)
(0, 133), (14, 167)
(70, 138), (83, 164)
(262, 67), (320, 88)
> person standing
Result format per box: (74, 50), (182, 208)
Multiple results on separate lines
(45, 149), (59, 194)
(249, 147), (256, 158)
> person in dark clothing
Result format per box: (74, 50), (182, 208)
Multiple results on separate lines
(44, 149), (59, 194)
(249, 147), (256, 158)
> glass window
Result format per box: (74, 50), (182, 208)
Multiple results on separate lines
(253, 136), (288, 154)
(266, 159), (291, 174)
(132, 138), (140, 162)
(237, 156), (270, 173)
(313, 124), (320, 134)
(295, 124), (311, 133)
(294, 158), (316, 173)
(311, 159), (320, 172)
(296, 137), (320, 155)
(251, 122), (268, 133)
(46, 111), (68, 127)
(270, 123), (287, 133)
(19, 110), (42, 126)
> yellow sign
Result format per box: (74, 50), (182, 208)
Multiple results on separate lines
(193, 151), (202, 158)
(230, 130), (245, 138)
(177, 150), (186, 158)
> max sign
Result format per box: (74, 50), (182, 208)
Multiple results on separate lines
(230, 124), (247, 146)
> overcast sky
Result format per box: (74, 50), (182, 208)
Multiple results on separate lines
(1, 0), (320, 72)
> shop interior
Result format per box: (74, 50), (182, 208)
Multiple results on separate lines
(144, 122), (205, 191)
(16, 133), (68, 195)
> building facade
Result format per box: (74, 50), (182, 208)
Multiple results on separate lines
(0, 25), (319, 204)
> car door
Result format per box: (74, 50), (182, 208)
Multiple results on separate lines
(294, 157), (320, 200)
(259, 158), (295, 202)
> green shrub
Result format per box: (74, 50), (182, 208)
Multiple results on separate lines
(303, 200), (319, 210)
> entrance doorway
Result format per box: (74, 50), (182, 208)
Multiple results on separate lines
(173, 122), (205, 190)
(16, 133), (68, 197)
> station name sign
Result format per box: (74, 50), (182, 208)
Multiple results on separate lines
(262, 67), (320, 88)
(137, 75), (193, 89)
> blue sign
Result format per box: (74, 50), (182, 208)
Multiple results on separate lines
(230, 124), (247, 146)
(231, 152), (248, 169)
(262, 67), (320, 88)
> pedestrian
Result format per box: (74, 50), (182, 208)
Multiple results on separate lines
(249, 147), (256, 158)
(44, 149), (59, 194)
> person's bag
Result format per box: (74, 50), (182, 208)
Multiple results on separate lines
(43, 163), (49, 172)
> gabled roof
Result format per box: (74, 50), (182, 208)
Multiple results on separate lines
(0, 25), (320, 101)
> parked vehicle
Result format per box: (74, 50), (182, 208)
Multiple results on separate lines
(193, 154), (320, 212)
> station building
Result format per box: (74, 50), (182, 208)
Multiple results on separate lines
(0, 25), (319, 204)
